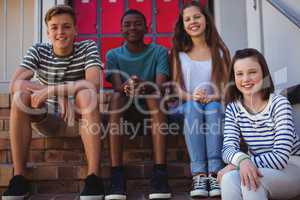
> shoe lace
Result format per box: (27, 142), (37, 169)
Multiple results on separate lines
(192, 175), (208, 189)
(209, 176), (220, 190)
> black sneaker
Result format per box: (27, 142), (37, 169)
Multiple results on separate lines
(2, 175), (30, 200)
(80, 174), (105, 200)
(105, 166), (127, 200)
(190, 174), (208, 198)
(208, 173), (221, 197)
(149, 165), (172, 199)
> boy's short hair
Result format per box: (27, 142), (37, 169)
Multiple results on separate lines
(44, 5), (76, 25)
(121, 9), (147, 26)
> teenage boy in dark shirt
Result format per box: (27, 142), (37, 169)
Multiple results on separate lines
(105, 9), (171, 200)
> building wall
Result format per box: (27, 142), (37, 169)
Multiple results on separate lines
(0, 0), (66, 92)
(214, 0), (248, 56)
(261, 0), (300, 90)
(0, 0), (35, 92)
(215, 0), (300, 90)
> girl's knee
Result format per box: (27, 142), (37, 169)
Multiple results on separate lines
(184, 100), (204, 114)
(221, 171), (240, 189)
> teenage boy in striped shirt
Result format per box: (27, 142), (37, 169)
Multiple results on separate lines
(3, 5), (105, 200)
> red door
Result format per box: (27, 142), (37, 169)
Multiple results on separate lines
(156, 0), (179, 33)
(101, 0), (125, 33)
(128, 0), (152, 32)
(74, 0), (97, 34)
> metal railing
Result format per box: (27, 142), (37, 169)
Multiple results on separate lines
(266, 0), (300, 29)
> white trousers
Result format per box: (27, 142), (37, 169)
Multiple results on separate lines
(221, 158), (300, 200)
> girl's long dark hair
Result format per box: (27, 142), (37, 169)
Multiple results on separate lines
(171, 1), (231, 93)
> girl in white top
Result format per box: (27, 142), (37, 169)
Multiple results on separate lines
(218, 48), (300, 200)
(170, 1), (230, 198)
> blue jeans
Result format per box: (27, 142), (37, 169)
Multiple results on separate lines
(170, 100), (224, 175)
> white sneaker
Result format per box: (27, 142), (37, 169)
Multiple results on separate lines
(208, 174), (221, 197)
(190, 174), (209, 198)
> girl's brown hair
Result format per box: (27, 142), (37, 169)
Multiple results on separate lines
(170, 1), (230, 93)
(225, 48), (275, 105)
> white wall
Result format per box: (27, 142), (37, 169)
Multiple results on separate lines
(246, 0), (263, 52)
(0, 0), (35, 92)
(261, 1), (300, 91)
(41, 0), (66, 43)
(214, 0), (248, 56)
(0, 0), (66, 92)
(215, 0), (300, 91)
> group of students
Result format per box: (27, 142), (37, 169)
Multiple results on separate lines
(2, 1), (300, 200)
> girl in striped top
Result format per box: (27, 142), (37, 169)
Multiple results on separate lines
(218, 48), (300, 200)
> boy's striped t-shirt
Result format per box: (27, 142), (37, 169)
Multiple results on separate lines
(20, 40), (103, 108)
(223, 94), (300, 170)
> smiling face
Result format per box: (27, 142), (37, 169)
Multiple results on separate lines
(121, 14), (146, 43)
(46, 13), (77, 56)
(182, 6), (206, 38)
(234, 57), (264, 98)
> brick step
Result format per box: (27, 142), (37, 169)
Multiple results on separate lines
(0, 179), (192, 196)
(0, 179), (219, 200)
(0, 161), (191, 181)
(0, 149), (189, 165)
(0, 135), (188, 164)
(0, 92), (111, 137)
(0, 133), (187, 149)
(0, 94), (10, 109)
(0, 93), (112, 108)
(0, 162), (192, 193)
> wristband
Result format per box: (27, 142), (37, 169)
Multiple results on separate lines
(236, 156), (250, 170)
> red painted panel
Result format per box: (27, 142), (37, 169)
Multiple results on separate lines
(74, 0), (97, 34)
(128, 0), (152, 32)
(144, 36), (152, 45)
(156, 0), (179, 33)
(101, 37), (124, 61)
(101, 0), (125, 33)
(156, 37), (172, 49)
(101, 37), (124, 88)
(183, 0), (207, 8)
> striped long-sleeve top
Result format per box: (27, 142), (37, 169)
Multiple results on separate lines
(222, 94), (300, 170)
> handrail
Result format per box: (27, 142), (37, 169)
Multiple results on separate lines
(266, 0), (300, 29)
